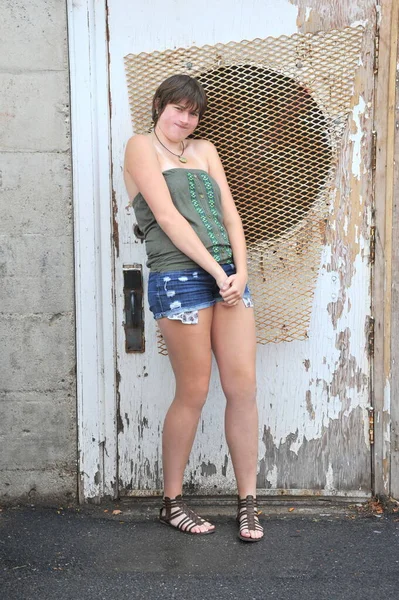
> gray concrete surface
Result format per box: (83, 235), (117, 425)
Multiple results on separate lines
(0, 1), (76, 503)
(1, 500), (398, 600)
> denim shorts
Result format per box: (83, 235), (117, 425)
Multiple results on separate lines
(148, 263), (253, 322)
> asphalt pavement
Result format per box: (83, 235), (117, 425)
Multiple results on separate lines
(1, 498), (398, 600)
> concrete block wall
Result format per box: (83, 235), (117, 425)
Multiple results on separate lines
(0, 1), (77, 503)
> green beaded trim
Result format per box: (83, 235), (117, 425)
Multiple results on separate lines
(199, 172), (233, 260)
(187, 172), (221, 262)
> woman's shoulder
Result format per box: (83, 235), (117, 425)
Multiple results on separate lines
(124, 133), (159, 172)
(187, 138), (218, 166)
(125, 133), (152, 152)
(189, 137), (216, 151)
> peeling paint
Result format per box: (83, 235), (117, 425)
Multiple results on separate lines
(327, 298), (345, 329)
(325, 463), (335, 491)
(111, 188), (120, 257)
(221, 454), (229, 476)
(290, 0), (375, 34)
(382, 377), (391, 491)
(289, 436), (303, 456)
(138, 405), (149, 439)
(349, 96), (366, 180)
(330, 328), (368, 412)
(384, 379), (391, 413)
(266, 464), (278, 488)
(201, 461), (217, 477)
(350, 20), (368, 29)
(258, 406), (370, 493)
(116, 369), (123, 434)
(305, 390), (316, 420)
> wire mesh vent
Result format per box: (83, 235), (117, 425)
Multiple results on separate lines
(125, 27), (364, 347)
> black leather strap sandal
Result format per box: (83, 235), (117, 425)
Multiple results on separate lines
(159, 495), (216, 535)
(236, 495), (264, 542)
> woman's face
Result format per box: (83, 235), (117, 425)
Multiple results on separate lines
(157, 100), (200, 141)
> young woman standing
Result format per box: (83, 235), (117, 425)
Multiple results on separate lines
(124, 74), (263, 542)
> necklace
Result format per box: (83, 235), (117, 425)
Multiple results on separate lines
(153, 129), (187, 164)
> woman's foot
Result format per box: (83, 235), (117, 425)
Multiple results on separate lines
(236, 495), (264, 542)
(160, 495), (215, 535)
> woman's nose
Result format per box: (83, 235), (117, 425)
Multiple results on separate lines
(179, 111), (189, 123)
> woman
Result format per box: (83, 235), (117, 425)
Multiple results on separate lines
(124, 74), (263, 542)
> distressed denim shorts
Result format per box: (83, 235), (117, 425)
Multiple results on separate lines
(148, 263), (253, 323)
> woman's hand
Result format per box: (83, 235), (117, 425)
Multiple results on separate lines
(216, 272), (230, 294)
(219, 273), (247, 307)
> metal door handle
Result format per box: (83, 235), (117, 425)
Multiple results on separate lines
(123, 266), (144, 353)
(130, 291), (140, 328)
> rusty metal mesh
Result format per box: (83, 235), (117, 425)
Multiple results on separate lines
(124, 27), (364, 350)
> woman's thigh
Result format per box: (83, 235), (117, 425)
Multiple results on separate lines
(211, 302), (257, 398)
(158, 307), (214, 401)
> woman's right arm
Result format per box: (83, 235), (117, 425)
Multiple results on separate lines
(124, 135), (228, 287)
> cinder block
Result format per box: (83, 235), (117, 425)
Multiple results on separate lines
(0, 313), (75, 392)
(0, 468), (77, 504)
(0, 391), (76, 470)
(0, 275), (74, 314)
(0, 152), (72, 236)
(0, 72), (69, 152)
(0, 233), (74, 313)
(0, 0), (77, 505)
(0, 233), (73, 279)
(0, 0), (67, 71)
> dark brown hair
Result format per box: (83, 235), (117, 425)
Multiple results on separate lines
(152, 74), (207, 125)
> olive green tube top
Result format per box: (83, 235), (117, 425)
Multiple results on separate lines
(132, 168), (233, 272)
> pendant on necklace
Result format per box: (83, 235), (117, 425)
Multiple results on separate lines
(179, 156), (188, 164)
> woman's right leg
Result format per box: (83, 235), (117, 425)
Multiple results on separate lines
(158, 306), (214, 533)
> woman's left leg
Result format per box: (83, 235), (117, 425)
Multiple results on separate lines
(211, 301), (263, 540)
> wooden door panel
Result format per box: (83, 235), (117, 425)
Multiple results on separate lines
(108, 0), (375, 496)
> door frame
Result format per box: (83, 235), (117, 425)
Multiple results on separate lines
(67, 0), (117, 502)
(372, 0), (399, 498)
(67, 0), (397, 501)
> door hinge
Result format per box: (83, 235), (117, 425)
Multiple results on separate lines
(369, 225), (376, 265)
(368, 407), (375, 446)
(373, 29), (379, 74)
(366, 315), (375, 358)
(371, 130), (377, 171)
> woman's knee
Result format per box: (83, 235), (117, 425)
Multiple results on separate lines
(175, 375), (210, 409)
(221, 372), (257, 404)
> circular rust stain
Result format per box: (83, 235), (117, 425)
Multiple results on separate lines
(194, 65), (332, 242)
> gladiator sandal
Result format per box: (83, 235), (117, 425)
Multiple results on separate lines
(236, 495), (264, 542)
(159, 495), (215, 535)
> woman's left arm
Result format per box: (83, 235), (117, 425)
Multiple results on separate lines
(206, 141), (248, 304)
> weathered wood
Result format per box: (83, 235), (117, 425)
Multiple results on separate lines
(372, 0), (399, 498)
(290, 0), (376, 32)
(108, 0), (376, 497)
(390, 2), (399, 500)
(67, 0), (117, 501)
(68, 0), (398, 500)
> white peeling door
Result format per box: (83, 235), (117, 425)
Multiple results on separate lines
(107, 0), (376, 497)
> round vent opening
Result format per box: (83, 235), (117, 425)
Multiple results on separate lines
(194, 65), (332, 242)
